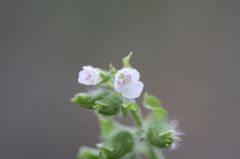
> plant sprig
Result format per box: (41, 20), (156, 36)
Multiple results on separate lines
(71, 52), (182, 159)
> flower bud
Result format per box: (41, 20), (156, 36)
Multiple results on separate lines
(78, 66), (102, 85)
(94, 93), (123, 115)
(99, 131), (134, 159)
(147, 120), (179, 148)
(71, 89), (109, 109)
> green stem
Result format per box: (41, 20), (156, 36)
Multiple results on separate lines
(128, 103), (158, 159)
(130, 110), (142, 128)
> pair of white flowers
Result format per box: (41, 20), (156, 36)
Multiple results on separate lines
(78, 66), (144, 99)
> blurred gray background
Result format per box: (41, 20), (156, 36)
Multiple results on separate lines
(0, 1), (240, 159)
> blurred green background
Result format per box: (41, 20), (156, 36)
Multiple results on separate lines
(0, 1), (240, 159)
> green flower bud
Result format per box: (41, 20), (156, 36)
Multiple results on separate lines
(99, 131), (134, 159)
(147, 120), (176, 148)
(77, 147), (100, 159)
(94, 93), (123, 116)
(71, 89), (109, 109)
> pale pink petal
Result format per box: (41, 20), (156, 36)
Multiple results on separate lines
(122, 81), (144, 99)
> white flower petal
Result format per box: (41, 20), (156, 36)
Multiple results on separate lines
(116, 68), (140, 82)
(93, 69), (101, 85)
(126, 68), (140, 81)
(78, 70), (92, 85)
(83, 65), (94, 72)
(114, 78), (122, 93)
(122, 81), (144, 99)
(114, 68), (143, 99)
(78, 66), (101, 85)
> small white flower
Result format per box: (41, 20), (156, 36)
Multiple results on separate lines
(78, 66), (102, 85)
(114, 68), (144, 99)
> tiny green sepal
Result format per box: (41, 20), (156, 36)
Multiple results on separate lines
(122, 51), (133, 68)
(109, 63), (117, 75)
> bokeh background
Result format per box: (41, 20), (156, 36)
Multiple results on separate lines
(1, 1), (240, 159)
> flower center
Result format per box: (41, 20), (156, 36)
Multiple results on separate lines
(118, 73), (132, 86)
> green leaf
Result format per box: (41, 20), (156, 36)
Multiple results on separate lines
(122, 51), (133, 68)
(143, 93), (168, 119)
(143, 93), (161, 109)
(152, 108), (168, 119)
(77, 147), (100, 159)
(99, 131), (134, 159)
(95, 92), (123, 115)
(71, 90), (109, 109)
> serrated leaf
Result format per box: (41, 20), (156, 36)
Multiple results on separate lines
(122, 51), (133, 68)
